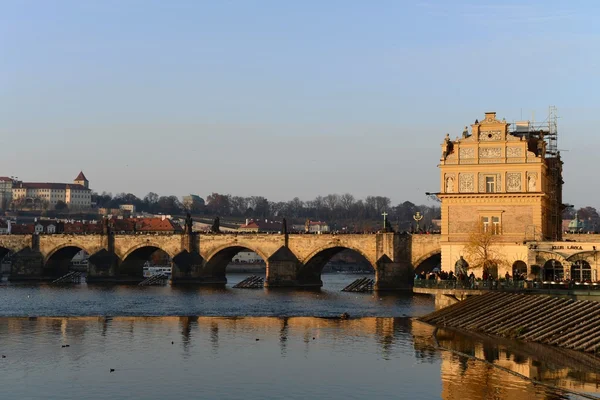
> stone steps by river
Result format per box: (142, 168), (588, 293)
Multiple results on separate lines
(420, 292), (600, 354)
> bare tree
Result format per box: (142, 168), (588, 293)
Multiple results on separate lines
(463, 222), (507, 278)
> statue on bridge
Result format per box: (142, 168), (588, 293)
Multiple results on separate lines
(211, 217), (220, 233)
(185, 213), (193, 234)
(102, 217), (110, 235)
(455, 256), (469, 279)
(384, 217), (394, 233)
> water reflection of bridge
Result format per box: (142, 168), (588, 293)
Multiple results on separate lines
(4, 316), (599, 398)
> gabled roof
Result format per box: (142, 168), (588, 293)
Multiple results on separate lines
(35, 220), (57, 227)
(74, 171), (88, 181)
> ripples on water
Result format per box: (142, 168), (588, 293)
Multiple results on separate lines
(1, 273), (599, 399)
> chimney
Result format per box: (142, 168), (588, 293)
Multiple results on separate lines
(245, 219), (249, 225)
(162, 215), (166, 221)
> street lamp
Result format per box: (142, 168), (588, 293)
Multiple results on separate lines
(413, 211), (423, 233)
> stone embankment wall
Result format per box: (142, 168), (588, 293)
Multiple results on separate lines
(420, 292), (600, 353)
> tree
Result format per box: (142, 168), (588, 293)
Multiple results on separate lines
(143, 192), (159, 212)
(463, 222), (507, 278)
(339, 193), (355, 218)
(92, 191), (113, 208)
(55, 200), (68, 211)
(249, 196), (270, 219)
(577, 206), (600, 232)
(206, 193), (231, 216)
(157, 196), (182, 214)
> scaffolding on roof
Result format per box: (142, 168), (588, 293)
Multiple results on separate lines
(510, 106), (562, 241)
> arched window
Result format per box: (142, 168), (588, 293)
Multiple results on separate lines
(543, 259), (563, 281)
(512, 260), (527, 279)
(571, 260), (592, 282)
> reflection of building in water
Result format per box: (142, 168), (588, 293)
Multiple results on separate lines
(435, 328), (600, 399)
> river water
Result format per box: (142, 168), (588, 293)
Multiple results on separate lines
(1, 273), (599, 399)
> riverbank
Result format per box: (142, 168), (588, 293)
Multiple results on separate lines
(419, 291), (600, 354)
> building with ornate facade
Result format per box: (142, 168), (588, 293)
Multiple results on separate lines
(438, 111), (564, 279)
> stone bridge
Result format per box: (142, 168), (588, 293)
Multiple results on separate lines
(0, 232), (441, 289)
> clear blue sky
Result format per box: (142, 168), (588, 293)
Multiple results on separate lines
(1, 1), (598, 206)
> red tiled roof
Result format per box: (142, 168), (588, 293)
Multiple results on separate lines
(240, 221), (260, 229)
(0, 177), (13, 182)
(14, 182), (89, 191)
(109, 217), (182, 233)
(74, 171), (87, 181)
(239, 220), (282, 231)
(63, 222), (102, 234)
(11, 224), (34, 234)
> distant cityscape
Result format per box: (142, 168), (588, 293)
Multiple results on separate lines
(0, 170), (443, 234)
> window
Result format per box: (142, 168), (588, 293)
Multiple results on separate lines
(485, 176), (496, 193)
(481, 216), (489, 232)
(481, 215), (501, 235)
(492, 216), (501, 234)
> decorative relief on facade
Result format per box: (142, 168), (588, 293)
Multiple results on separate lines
(506, 147), (523, 158)
(479, 147), (502, 158)
(445, 174), (455, 193)
(479, 130), (502, 141)
(506, 172), (522, 192)
(445, 152), (457, 163)
(527, 172), (538, 192)
(459, 173), (474, 193)
(526, 150), (537, 158)
(478, 173), (502, 192)
(459, 148), (474, 159)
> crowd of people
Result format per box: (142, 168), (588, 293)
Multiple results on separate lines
(415, 269), (528, 289)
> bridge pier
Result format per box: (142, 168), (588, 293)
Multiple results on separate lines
(374, 255), (413, 291)
(265, 247), (319, 288)
(86, 249), (120, 283)
(9, 247), (45, 281)
(171, 250), (220, 285)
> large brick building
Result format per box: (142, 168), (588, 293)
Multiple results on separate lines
(438, 111), (563, 276)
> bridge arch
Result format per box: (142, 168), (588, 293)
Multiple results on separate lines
(0, 246), (13, 272)
(203, 244), (270, 283)
(44, 245), (90, 277)
(413, 250), (442, 273)
(204, 243), (271, 267)
(298, 245), (376, 287)
(121, 242), (178, 261)
(119, 244), (174, 280)
(44, 243), (97, 264)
